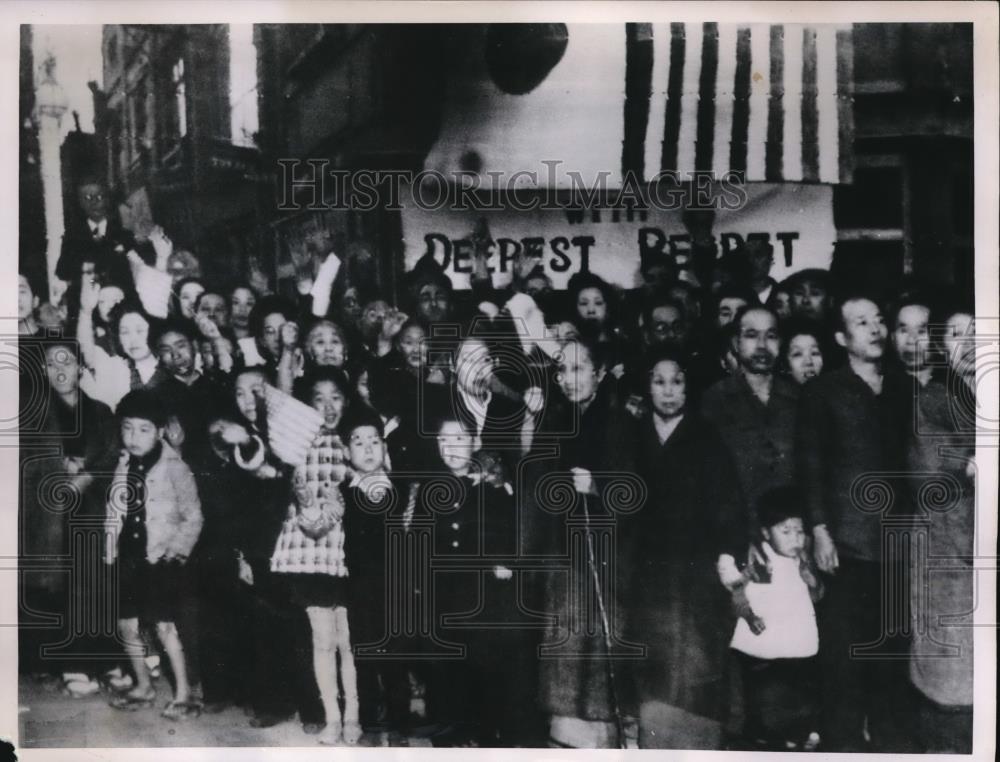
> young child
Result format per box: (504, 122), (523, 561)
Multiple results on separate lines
(729, 485), (823, 751)
(104, 389), (204, 720)
(425, 416), (524, 747)
(217, 367), (325, 734)
(339, 406), (411, 741)
(269, 367), (360, 745)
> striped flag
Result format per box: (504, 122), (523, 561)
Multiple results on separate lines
(624, 22), (854, 184)
(263, 383), (325, 467)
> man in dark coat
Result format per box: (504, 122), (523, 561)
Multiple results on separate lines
(796, 295), (916, 752)
(19, 338), (121, 684)
(702, 305), (800, 519)
(56, 178), (153, 331)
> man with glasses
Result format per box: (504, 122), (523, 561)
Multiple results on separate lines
(56, 177), (151, 332)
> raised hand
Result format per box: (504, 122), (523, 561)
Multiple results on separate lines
(63, 456), (86, 475)
(149, 226), (174, 267)
(164, 416), (186, 450)
(238, 556), (254, 586)
(280, 321), (300, 349)
(523, 386), (544, 416)
(80, 277), (100, 312)
(195, 312), (222, 341)
(570, 467), (594, 495)
(211, 420), (252, 447)
(380, 308), (408, 341)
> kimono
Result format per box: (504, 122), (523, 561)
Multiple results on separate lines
(524, 378), (640, 739)
(907, 374), (975, 708)
(20, 389), (118, 593)
(627, 411), (747, 723)
(19, 388), (119, 673)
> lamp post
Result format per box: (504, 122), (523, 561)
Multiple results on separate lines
(34, 53), (69, 305)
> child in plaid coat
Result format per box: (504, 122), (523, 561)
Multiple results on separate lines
(269, 367), (360, 745)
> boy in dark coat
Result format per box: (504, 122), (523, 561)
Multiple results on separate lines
(421, 415), (533, 746)
(339, 406), (411, 739)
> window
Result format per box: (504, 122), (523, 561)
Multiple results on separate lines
(228, 24), (259, 148)
(832, 155), (908, 297)
(172, 57), (187, 138)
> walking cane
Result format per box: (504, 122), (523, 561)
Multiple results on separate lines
(581, 492), (627, 749)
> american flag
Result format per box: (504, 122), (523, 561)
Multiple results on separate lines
(264, 383), (325, 467)
(624, 22), (854, 184)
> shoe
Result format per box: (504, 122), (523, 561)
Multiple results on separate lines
(99, 667), (134, 693)
(343, 720), (363, 745)
(317, 725), (341, 745)
(302, 722), (325, 735)
(249, 712), (293, 729)
(109, 688), (157, 711)
(162, 700), (203, 721)
(62, 674), (101, 698)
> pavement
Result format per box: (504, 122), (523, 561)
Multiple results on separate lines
(17, 675), (433, 749)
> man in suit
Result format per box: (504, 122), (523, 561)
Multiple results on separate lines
(56, 178), (152, 331)
(422, 333), (544, 472)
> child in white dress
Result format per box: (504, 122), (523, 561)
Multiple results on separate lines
(730, 486), (823, 750)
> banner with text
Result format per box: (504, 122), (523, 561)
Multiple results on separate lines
(401, 183), (834, 290)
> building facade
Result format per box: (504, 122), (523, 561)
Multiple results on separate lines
(260, 22), (974, 303)
(99, 24), (268, 288)
(99, 22), (974, 303)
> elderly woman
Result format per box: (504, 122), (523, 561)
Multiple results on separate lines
(906, 304), (976, 753)
(627, 348), (746, 749)
(524, 336), (640, 748)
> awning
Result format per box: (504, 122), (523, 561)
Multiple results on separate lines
(424, 23), (854, 188)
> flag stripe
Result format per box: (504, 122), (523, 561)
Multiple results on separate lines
(639, 22), (850, 183)
(836, 26), (855, 184)
(644, 23), (672, 178)
(816, 26), (839, 183)
(622, 23), (654, 180)
(801, 26), (820, 182)
(746, 25), (770, 181)
(660, 22), (686, 172)
(782, 25), (804, 181)
(765, 25), (784, 181)
(695, 22), (719, 172)
(729, 26), (752, 176)
(713, 23), (739, 178)
(676, 21), (703, 176)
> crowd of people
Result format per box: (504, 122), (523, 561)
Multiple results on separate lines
(17, 179), (978, 752)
